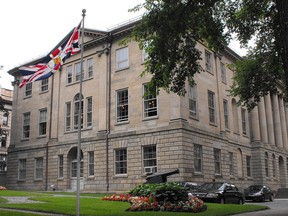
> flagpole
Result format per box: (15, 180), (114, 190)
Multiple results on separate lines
(76, 9), (86, 216)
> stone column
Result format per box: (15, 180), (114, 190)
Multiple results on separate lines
(264, 94), (275, 146)
(258, 97), (268, 143)
(279, 96), (288, 150)
(272, 93), (283, 148)
(249, 106), (261, 141)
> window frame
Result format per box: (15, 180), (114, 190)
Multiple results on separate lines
(58, 155), (64, 178)
(241, 108), (247, 135)
(143, 145), (157, 174)
(23, 112), (30, 139)
(88, 151), (94, 177)
(86, 97), (93, 128)
(18, 159), (27, 180)
(229, 152), (234, 176)
(25, 83), (32, 97)
(220, 62), (227, 83)
(116, 47), (129, 70)
(223, 99), (229, 129)
(189, 84), (198, 118)
(73, 94), (84, 130)
(115, 148), (127, 175)
(87, 58), (93, 78)
(116, 88), (129, 123)
(39, 109), (47, 136)
(40, 78), (49, 92)
(205, 50), (213, 73)
(65, 102), (71, 132)
(35, 157), (43, 180)
(246, 155), (252, 177)
(194, 144), (203, 173)
(208, 90), (216, 124)
(214, 148), (221, 175)
(67, 65), (73, 84)
(143, 84), (158, 119)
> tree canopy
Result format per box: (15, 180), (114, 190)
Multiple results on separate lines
(129, 0), (288, 111)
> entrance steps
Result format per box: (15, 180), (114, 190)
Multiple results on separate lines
(275, 188), (288, 199)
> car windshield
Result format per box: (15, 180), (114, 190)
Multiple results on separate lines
(247, 186), (262, 191)
(198, 183), (225, 190)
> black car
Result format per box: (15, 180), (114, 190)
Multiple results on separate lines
(191, 182), (245, 204)
(244, 185), (274, 202)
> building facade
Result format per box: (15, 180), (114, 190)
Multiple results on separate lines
(7, 20), (288, 193)
(0, 87), (12, 186)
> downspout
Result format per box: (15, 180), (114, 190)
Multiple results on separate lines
(106, 34), (112, 192)
(45, 74), (54, 191)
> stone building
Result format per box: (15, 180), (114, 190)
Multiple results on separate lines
(7, 19), (288, 193)
(0, 87), (12, 186)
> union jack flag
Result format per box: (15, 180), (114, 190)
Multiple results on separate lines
(19, 22), (81, 88)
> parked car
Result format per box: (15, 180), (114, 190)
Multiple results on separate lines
(178, 182), (199, 191)
(190, 182), (245, 204)
(244, 185), (274, 202)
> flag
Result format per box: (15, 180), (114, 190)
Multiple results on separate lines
(19, 22), (81, 88)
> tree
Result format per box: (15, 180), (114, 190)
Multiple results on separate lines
(129, 0), (288, 110)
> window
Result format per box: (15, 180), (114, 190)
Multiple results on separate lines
(25, 83), (32, 97)
(205, 50), (213, 73)
(23, 112), (30, 139)
(220, 62), (226, 83)
(41, 78), (49, 92)
(208, 91), (216, 124)
(75, 62), (81, 81)
(143, 84), (158, 118)
(18, 159), (26, 180)
(265, 152), (269, 177)
(143, 145), (157, 173)
(115, 148), (127, 175)
(88, 151), (94, 176)
(86, 97), (92, 128)
(142, 49), (148, 63)
(87, 58), (93, 78)
(39, 109), (47, 136)
(246, 156), (251, 177)
(0, 154), (7, 171)
(65, 102), (71, 131)
(2, 113), (8, 126)
(74, 94), (83, 130)
(71, 160), (83, 178)
(229, 152), (233, 175)
(116, 89), (128, 123)
(214, 148), (221, 175)
(241, 108), (247, 134)
(116, 47), (129, 70)
(223, 100), (229, 129)
(194, 144), (202, 173)
(35, 157), (43, 179)
(189, 84), (198, 118)
(67, 65), (73, 84)
(272, 154), (276, 178)
(0, 131), (6, 147)
(58, 155), (64, 178)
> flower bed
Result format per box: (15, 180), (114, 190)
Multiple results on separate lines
(102, 194), (204, 212)
(0, 186), (7, 190)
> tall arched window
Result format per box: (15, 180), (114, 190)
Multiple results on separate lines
(74, 94), (83, 130)
(272, 154), (276, 178)
(237, 148), (243, 177)
(232, 99), (239, 134)
(265, 152), (269, 177)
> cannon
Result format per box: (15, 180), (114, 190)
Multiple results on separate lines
(145, 168), (180, 184)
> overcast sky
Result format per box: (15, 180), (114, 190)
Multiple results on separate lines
(0, 0), (245, 90)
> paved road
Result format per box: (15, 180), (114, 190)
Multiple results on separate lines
(234, 199), (288, 216)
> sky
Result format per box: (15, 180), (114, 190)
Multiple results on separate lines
(0, 0), (246, 90)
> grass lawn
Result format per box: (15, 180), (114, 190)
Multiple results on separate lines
(0, 190), (268, 216)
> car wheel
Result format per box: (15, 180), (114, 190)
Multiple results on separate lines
(239, 198), (244, 205)
(269, 195), (274, 202)
(261, 195), (265, 202)
(220, 198), (225, 204)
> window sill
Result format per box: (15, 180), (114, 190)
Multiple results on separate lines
(115, 67), (129, 72)
(142, 116), (158, 121)
(37, 135), (47, 139)
(114, 174), (128, 178)
(189, 115), (199, 121)
(115, 121), (129, 126)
